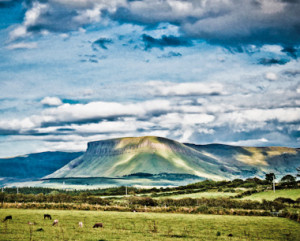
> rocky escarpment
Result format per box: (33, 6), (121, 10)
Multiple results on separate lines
(86, 136), (192, 156)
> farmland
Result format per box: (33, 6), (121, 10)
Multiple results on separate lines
(156, 191), (237, 199)
(0, 209), (299, 241)
(241, 189), (300, 201)
(1, 179), (300, 240)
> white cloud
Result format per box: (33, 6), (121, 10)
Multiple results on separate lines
(73, 5), (102, 24)
(0, 99), (170, 133)
(69, 118), (153, 134)
(43, 99), (171, 123)
(260, 45), (283, 54)
(151, 112), (215, 130)
(60, 33), (69, 39)
(24, 2), (47, 26)
(9, 2), (48, 41)
(9, 26), (28, 40)
(221, 108), (300, 124)
(41, 97), (63, 106)
(0, 118), (35, 132)
(148, 81), (225, 96)
(265, 72), (277, 81)
(6, 42), (38, 50)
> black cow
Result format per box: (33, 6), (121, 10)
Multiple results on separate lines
(44, 214), (52, 220)
(3, 215), (12, 222)
(93, 223), (103, 228)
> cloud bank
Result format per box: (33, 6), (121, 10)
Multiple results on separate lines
(1, 0), (299, 157)
(0, 79), (299, 150)
(6, 0), (300, 47)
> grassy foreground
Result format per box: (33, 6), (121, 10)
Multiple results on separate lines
(241, 189), (300, 201)
(0, 209), (299, 241)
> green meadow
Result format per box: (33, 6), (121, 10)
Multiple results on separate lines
(156, 191), (237, 199)
(0, 209), (299, 241)
(241, 189), (300, 201)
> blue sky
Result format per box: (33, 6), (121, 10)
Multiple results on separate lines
(0, 0), (299, 157)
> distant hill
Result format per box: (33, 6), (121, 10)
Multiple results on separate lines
(0, 152), (83, 180)
(45, 136), (300, 181)
(185, 143), (300, 178)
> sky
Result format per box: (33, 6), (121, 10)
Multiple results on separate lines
(0, 0), (299, 157)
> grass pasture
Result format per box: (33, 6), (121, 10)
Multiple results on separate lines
(241, 189), (300, 201)
(0, 209), (299, 240)
(156, 191), (237, 199)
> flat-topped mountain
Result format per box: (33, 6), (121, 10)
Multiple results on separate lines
(45, 136), (224, 180)
(44, 136), (300, 180)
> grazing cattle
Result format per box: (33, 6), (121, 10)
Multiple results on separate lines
(36, 228), (44, 232)
(44, 214), (52, 220)
(228, 233), (233, 237)
(52, 219), (59, 226)
(28, 221), (36, 225)
(78, 222), (83, 228)
(3, 215), (12, 222)
(93, 223), (103, 228)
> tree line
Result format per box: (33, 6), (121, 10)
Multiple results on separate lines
(1, 173), (298, 197)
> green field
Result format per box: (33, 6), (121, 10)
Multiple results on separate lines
(157, 191), (237, 199)
(241, 189), (300, 201)
(0, 209), (299, 240)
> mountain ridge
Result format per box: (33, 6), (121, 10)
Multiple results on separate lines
(0, 151), (84, 186)
(45, 136), (300, 181)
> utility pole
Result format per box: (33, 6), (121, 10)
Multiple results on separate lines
(17, 187), (19, 194)
(1, 187), (3, 193)
(273, 176), (276, 193)
(125, 186), (128, 196)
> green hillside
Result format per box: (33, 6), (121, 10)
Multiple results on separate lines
(186, 143), (300, 178)
(45, 136), (300, 181)
(241, 189), (300, 201)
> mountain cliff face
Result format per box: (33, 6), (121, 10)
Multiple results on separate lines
(45, 136), (300, 180)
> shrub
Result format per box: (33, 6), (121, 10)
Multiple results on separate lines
(128, 197), (158, 206)
(274, 197), (295, 204)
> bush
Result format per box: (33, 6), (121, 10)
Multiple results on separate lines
(279, 211), (300, 223)
(128, 197), (158, 206)
(274, 197), (295, 204)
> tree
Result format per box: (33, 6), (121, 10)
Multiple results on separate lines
(281, 174), (297, 188)
(0, 192), (5, 205)
(265, 173), (276, 183)
(281, 174), (296, 183)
